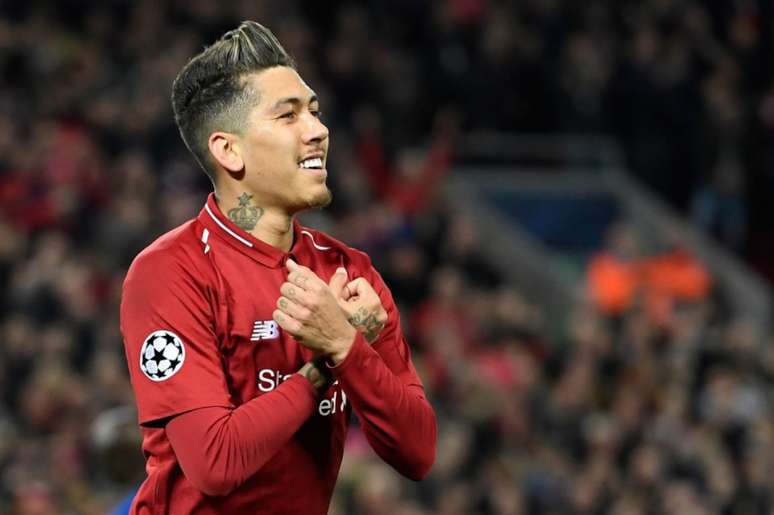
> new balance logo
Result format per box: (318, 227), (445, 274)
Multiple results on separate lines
(251, 320), (280, 341)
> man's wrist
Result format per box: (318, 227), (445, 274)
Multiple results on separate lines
(328, 327), (357, 365)
(297, 359), (333, 392)
(346, 307), (386, 344)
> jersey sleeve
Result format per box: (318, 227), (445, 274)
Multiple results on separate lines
(331, 253), (437, 480)
(120, 246), (234, 426)
(165, 375), (320, 497)
(367, 264), (424, 386)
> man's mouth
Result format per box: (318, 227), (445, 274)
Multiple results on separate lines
(299, 157), (323, 169)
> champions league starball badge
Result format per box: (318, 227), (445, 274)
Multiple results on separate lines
(140, 330), (186, 381)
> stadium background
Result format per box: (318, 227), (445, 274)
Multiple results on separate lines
(1, 1), (774, 514)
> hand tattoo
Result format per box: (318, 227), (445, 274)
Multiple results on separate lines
(228, 193), (263, 231)
(348, 307), (385, 343)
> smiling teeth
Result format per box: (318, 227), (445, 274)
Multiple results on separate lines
(300, 157), (322, 169)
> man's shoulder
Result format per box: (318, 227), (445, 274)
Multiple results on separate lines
(126, 219), (209, 283)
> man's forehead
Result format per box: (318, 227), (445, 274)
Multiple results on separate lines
(244, 67), (316, 107)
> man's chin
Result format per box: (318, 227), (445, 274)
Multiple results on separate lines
(299, 188), (332, 211)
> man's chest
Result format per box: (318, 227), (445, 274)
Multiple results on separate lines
(210, 252), (348, 416)
(217, 264), (305, 393)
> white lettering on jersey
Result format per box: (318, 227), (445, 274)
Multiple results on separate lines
(318, 387), (348, 416)
(257, 369), (293, 392)
(251, 320), (280, 341)
(256, 370), (348, 416)
(317, 381), (347, 417)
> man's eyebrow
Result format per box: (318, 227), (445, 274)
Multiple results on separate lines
(271, 94), (319, 111)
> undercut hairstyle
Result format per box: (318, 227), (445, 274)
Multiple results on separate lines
(171, 21), (296, 181)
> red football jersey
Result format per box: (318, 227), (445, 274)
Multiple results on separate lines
(120, 193), (435, 514)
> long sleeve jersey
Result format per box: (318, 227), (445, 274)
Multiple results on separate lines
(120, 193), (436, 514)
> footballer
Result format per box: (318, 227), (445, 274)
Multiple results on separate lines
(119, 20), (437, 514)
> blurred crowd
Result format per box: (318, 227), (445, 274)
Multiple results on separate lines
(1, 0), (773, 514)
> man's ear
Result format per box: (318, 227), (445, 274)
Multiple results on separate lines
(208, 132), (244, 174)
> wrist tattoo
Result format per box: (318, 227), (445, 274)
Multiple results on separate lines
(228, 193), (263, 231)
(305, 359), (333, 390)
(348, 307), (385, 343)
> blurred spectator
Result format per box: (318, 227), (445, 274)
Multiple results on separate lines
(692, 149), (748, 251)
(587, 221), (711, 325)
(586, 221), (641, 316)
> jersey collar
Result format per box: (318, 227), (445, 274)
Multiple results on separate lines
(197, 192), (304, 268)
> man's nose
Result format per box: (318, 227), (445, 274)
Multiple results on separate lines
(302, 113), (329, 144)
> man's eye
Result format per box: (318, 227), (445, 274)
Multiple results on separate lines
(279, 112), (296, 119)
(311, 110), (323, 119)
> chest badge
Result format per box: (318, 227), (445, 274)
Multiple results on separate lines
(251, 320), (280, 341)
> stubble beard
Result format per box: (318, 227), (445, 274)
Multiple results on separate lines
(290, 184), (332, 214)
(307, 186), (333, 209)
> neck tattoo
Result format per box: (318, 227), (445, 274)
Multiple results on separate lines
(228, 193), (263, 231)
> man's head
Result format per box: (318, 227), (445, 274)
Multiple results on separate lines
(172, 21), (331, 212)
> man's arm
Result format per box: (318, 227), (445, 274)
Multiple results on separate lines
(330, 269), (436, 480)
(330, 333), (436, 480)
(273, 260), (437, 480)
(165, 361), (331, 497)
(121, 250), (332, 497)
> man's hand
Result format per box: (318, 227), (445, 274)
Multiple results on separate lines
(273, 259), (356, 363)
(330, 268), (387, 344)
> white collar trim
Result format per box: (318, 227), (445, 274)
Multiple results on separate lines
(300, 230), (331, 251)
(204, 204), (254, 248)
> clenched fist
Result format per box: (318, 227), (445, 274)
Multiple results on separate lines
(334, 271), (387, 344)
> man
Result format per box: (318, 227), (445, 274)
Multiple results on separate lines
(120, 21), (436, 514)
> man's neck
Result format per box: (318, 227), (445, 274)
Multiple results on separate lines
(215, 190), (294, 252)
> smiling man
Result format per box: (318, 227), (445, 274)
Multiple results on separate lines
(119, 21), (436, 515)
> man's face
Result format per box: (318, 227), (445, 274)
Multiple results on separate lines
(236, 67), (331, 212)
